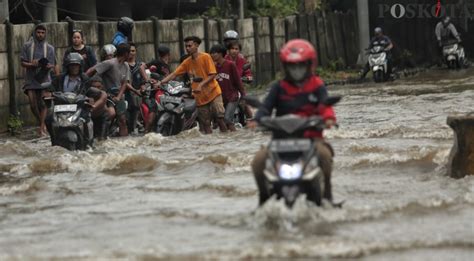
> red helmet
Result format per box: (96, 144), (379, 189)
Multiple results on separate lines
(279, 39), (317, 66)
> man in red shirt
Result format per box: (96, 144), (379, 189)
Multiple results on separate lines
(210, 44), (246, 131)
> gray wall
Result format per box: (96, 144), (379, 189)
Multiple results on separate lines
(0, 12), (359, 132)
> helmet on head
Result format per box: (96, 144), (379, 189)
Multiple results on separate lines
(223, 30), (239, 41)
(65, 53), (83, 68)
(374, 27), (383, 35)
(279, 39), (317, 83)
(117, 17), (134, 35)
(443, 16), (451, 26)
(101, 44), (116, 61)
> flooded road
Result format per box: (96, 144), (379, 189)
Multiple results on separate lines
(1, 68), (473, 259)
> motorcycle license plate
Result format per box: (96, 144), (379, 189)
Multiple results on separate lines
(54, 104), (77, 112)
(270, 139), (312, 152)
(161, 96), (181, 104)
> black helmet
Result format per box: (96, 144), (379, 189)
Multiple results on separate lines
(223, 30), (239, 41)
(117, 17), (134, 35)
(65, 53), (83, 68)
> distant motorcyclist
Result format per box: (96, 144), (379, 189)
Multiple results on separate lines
(359, 27), (393, 80)
(435, 16), (461, 47)
(112, 17), (134, 47)
(46, 53), (108, 140)
(248, 39), (337, 206)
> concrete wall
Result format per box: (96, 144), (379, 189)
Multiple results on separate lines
(0, 12), (359, 131)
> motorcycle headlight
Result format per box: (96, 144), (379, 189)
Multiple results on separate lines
(279, 162), (303, 180)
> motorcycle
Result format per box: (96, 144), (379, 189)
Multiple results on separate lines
(442, 40), (465, 69)
(245, 96), (341, 208)
(45, 91), (94, 150)
(155, 80), (198, 136)
(368, 46), (389, 83)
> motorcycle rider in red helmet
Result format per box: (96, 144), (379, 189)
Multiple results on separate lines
(249, 39), (337, 206)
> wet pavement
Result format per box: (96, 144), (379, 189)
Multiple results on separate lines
(0, 68), (473, 259)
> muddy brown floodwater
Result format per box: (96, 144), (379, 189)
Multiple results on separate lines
(0, 68), (473, 259)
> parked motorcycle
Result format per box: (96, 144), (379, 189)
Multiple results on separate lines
(442, 40), (465, 69)
(156, 80), (198, 136)
(368, 46), (389, 83)
(46, 91), (94, 150)
(245, 96), (341, 208)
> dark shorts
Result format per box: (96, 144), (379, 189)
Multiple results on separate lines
(197, 95), (225, 126)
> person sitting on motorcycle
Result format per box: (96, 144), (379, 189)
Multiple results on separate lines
(89, 75), (116, 133)
(112, 17), (134, 47)
(158, 36), (228, 134)
(248, 39), (337, 206)
(223, 30), (239, 51)
(435, 16), (461, 47)
(46, 53), (108, 140)
(147, 45), (172, 78)
(225, 40), (254, 121)
(86, 43), (132, 137)
(210, 44), (246, 131)
(359, 27), (393, 80)
(142, 73), (162, 133)
(127, 43), (148, 134)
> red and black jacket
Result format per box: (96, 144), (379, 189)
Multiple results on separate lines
(255, 75), (336, 138)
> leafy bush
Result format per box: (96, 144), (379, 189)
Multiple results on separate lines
(7, 113), (23, 136)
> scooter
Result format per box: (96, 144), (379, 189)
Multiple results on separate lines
(155, 80), (198, 136)
(46, 92), (94, 150)
(368, 46), (389, 83)
(245, 96), (341, 208)
(442, 40), (465, 69)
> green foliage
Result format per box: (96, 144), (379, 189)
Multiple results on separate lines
(326, 57), (346, 71)
(7, 113), (23, 136)
(248, 0), (300, 18)
(203, 3), (232, 19)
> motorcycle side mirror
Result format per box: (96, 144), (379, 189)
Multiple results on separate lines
(323, 96), (342, 106)
(193, 77), (203, 83)
(242, 96), (262, 108)
(242, 63), (251, 71)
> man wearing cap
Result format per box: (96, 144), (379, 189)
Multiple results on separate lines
(20, 24), (60, 136)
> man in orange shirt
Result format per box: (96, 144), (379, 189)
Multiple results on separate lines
(159, 36), (227, 134)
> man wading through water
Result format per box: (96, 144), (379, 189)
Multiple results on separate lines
(158, 36), (228, 134)
(20, 24), (60, 136)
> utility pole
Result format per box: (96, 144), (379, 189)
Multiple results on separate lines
(239, 0), (244, 19)
(0, 0), (9, 23)
(357, 0), (370, 65)
(42, 0), (58, 22)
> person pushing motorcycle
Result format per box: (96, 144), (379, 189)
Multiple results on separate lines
(248, 39), (337, 206)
